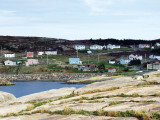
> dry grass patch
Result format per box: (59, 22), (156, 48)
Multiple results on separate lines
(82, 87), (120, 95)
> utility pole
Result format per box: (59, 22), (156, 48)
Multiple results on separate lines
(98, 54), (99, 63)
(88, 54), (89, 64)
(76, 50), (78, 58)
(0, 46), (1, 55)
(47, 54), (48, 65)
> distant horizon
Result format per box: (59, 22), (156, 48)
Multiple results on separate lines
(0, 34), (158, 41)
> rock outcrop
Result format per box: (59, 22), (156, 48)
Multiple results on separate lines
(0, 91), (16, 104)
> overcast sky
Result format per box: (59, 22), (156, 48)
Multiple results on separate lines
(0, 0), (160, 40)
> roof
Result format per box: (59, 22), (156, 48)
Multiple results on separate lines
(108, 68), (116, 70)
(69, 58), (80, 61)
(139, 44), (150, 45)
(90, 44), (102, 46)
(149, 60), (160, 64)
(5, 59), (17, 62)
(5, 53), (15, 54)
(74, 44), (85, 46)
(45, 50), (57, 51)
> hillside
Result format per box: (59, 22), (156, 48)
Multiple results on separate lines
(0, 35), (160, 53)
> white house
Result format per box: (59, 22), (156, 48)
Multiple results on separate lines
(73, 45), (85, 50)
(45, 50), (57, 55)
(4, 60), (17, 66)
(107, 44), (120, 49)
(109, 60), (116, 64)
(139, 44), (150, 49)
(156, 43), (160, 47)
(38, 51), (44, 55)
(87, 51), (92, 54)
(4, 53), (15, 58)
(90, 44), (103, 50)
(129, 54), (143, 60)
(149, 55), (160, 60)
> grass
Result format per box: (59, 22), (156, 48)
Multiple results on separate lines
(3, 104), (160, 120)
(109, 101), (126, 106)
(57, 92), (75, 100)
(151, 93), (160, 97)
(137, 81), (160, 86)
(82, 87), (120, 95)
(54, 109), (160, 120)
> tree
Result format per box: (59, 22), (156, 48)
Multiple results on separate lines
(129, 59), (141, 66)
(98, 63), (105, 70)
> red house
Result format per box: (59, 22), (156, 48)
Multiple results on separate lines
(27, 52), (34, 57)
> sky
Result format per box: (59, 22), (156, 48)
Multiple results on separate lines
(0, 0), (160, 40)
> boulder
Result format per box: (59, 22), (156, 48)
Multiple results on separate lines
(0, 91), (16, 104)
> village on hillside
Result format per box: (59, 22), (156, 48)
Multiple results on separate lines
(0, 36), (160, 75)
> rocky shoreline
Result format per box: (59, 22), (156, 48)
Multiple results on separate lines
(0, 71), (160, 120)
(0, 73), (104, 86)
(0, 73), (104, 81)
(0, 80), (15, 86)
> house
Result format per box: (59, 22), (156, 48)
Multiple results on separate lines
(25, 59), (39, 66)
(129, 54), (143, 60)
(149, 55), (160, 60)
(45, 50), (57, 55)
(107, 44), (120, 49)
(69, 58), (82, 64)
(156, 43), (160, 47)
(139, 44), (150, 49)
(38, 51), (44, 56)
(78, 64), (97, 71)
(27, 52), (34, 57)
(90, 44), (103, 50)
(73, 45), (85, 50)
(120, 59), (130, 65)
(4, 60), (17, 66)
(147, 61), (160, 70)
(4, 53), (15, 58)
(87, 51), (92, 54)
(108, 68), (116, 73)
(109, 60), (116, 64)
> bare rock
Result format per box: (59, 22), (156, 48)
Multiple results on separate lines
(8, 87), (76, 103)
(0, 91), (16, 104)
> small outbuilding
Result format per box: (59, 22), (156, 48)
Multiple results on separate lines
(108, 68), (116, 73)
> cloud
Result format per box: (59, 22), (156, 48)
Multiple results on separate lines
(83, 0), (136, 15)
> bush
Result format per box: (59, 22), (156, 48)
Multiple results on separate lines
(129, 59), (141, 66)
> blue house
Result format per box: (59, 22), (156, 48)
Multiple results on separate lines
(69, 58), (82, 64)
(120, 59), (130, 65)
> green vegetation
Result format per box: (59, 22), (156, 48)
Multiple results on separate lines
(43, 109), (160, 120)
